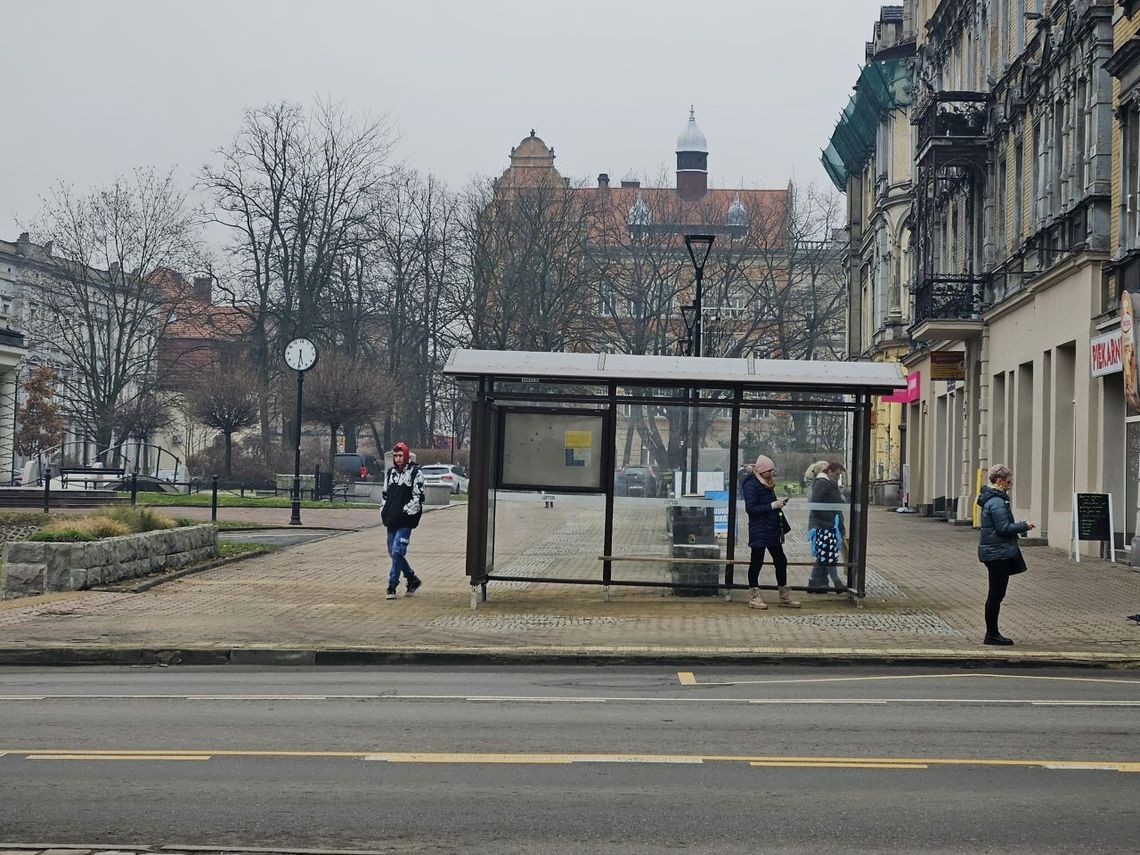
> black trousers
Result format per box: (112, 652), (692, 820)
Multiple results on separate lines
(984, 565), (1011, 635)
(749, 544), (788, 588)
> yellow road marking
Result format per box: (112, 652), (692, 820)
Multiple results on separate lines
(680, 672), (1140, 687)
(363, 753), (702, 764)
(677, 672), (697, 686)
(750, 761), (927, 769)
(3, 749), (1135, 771)
(27, 754), (210, 761)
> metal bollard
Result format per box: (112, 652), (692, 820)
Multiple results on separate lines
(42, 465), (51, 514)
(130, 469), (139, 507)
(211, 474), (219, 523)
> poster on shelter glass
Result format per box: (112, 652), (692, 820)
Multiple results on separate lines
(1122, 291), (1140, 417)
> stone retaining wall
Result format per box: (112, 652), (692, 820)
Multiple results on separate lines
(0, 524), (218, 599)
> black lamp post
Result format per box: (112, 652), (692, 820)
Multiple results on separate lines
(683, 234), (715, 494)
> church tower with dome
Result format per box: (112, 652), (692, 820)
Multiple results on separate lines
(675, 106), (709, 202)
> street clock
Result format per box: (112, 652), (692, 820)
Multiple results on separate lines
(283, 338), (318, 372)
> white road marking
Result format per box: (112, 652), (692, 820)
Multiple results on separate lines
(0, 693), (1138, 707)
(683, 672), (1140, 688)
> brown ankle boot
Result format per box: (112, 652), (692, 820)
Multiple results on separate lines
(778, 586), (801, 608)
(748, 588), (768, 609)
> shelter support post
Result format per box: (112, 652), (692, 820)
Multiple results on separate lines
(724, 392), (742, 601)
(851, 393), (873, 603)
(602, 382), (617, 602)
(466, 379), (492, 605)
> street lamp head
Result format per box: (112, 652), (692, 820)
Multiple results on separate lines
(684, 234), (715, 274)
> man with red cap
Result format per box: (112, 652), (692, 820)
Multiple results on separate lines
(381, 441), (425, 600)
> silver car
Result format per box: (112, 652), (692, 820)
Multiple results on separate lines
(420, 463), (469, 494)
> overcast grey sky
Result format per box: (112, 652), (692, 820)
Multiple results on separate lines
(2, 0), (887, 233)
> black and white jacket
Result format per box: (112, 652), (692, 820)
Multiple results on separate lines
(381, 464), (426, 530)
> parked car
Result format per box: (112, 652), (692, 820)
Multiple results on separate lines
(420, 463), (469, 494)
(334, 452), (382, 482)
(618, 465), (659, 498)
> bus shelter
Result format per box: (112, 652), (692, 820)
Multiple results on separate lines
(443, 349), (905, 608)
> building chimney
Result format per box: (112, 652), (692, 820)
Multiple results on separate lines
(15, 233), (30, 257)
(193, 276), (212, 303)
(42, 240), (52, 256)
(597, 173), (610, 189)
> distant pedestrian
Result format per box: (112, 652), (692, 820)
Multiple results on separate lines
(807, 461), (847, 594)
(381, 442), (425, 600)
(976, 464), (1035, 645)
(740, 454), (800, 610)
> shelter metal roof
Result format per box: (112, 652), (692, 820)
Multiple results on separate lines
(443, 349), (906, 394)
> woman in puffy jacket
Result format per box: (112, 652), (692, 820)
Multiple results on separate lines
(740, 454), (800, 610)
(976, 463), (1035, 646)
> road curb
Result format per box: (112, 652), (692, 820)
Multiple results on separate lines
(0, 644), (1136, 669)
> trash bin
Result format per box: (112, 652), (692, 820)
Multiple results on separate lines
(670, 543), (721, 596)
(671, 505), (716, 544)
(317, 471), (334, 500)
(424, 484), (451, 506)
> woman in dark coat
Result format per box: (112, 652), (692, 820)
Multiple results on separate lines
(976, 463), (1035, 645)
(740, 454), (800, 610)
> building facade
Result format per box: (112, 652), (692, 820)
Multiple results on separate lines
(829, 1), (1137, 556)
(825, 6), (917, 504)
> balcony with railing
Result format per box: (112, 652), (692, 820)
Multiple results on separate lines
(911, 273), (985, 342)
(915, 92), (989, 167)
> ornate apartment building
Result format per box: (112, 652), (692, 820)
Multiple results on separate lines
(827, 1), (1140, 555)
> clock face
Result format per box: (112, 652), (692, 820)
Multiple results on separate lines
(284, 338), (318, 372)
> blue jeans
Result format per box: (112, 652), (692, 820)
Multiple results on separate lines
(386, 527), (416, 591)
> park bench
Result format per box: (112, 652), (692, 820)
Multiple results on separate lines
(58, 465), (125, 490)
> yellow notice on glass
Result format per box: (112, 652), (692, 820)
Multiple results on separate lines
(564, 430), (592, 468)
(564, 431), (592, 449)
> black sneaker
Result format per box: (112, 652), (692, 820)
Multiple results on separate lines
(385, 590), (397, 600)
(983, 633), (1013, 646)
(406, 576), (422, 596)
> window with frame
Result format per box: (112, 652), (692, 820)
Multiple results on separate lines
(1013, 134), (1024, 243)
(996, 156), (1008, 257)
(1075, 77), (1089, 196)
(1123, 105), (1140, 252)
(1053, 100), (1066, 211)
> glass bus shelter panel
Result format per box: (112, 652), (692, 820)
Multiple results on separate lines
(607, 400), (729, 592)
(734, 405), (852, 590)
(486, 490), (606, 587)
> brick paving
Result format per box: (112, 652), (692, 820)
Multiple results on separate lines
(0, 496), (1137, 662)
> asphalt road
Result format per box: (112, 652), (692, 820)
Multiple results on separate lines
(1, 665), (1138, 854)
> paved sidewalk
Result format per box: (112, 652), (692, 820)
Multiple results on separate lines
(0, 500), (1137, 666)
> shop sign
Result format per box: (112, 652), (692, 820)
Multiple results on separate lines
(880, 370), (920, 404)
(1090, 330), (1122, 377)
(930, 351), (965, 381)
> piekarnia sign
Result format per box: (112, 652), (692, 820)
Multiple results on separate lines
(1090, 331), (1122, 377)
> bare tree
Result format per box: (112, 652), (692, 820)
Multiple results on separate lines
(185, 369), (261, 479)
(584, 181), (847, 470)
(301, 351), (396, 476)
(457, 171), (595, 353)
(201, 99), (394, 459)
(14, 366), (64, 457)
(30, 168), (202, 455)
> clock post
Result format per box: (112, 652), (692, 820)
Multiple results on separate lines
(283, 338), (318, 526)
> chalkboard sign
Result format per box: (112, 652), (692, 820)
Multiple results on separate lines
(1075, 493), (1111, 542)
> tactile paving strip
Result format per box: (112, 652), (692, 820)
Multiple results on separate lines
(429, 614), (630, 631)
(767, 611), (963, 636)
